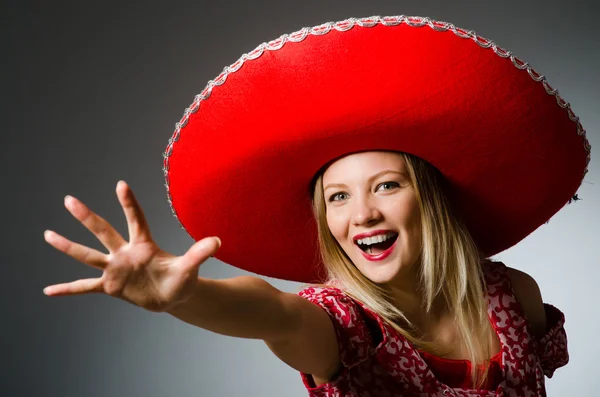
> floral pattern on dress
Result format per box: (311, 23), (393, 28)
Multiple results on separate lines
(297, 261), (569, 397)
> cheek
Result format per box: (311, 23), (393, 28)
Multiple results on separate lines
(326, 211), (345, 237)
(327, 210), (347, 231)
(392, 197), (421, 237)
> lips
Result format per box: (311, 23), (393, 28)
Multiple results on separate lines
(356, 236), (398, 261)
(353, 229), (397, 243)
(355, 232), (396, 249)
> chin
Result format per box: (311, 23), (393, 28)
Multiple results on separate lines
(356, 254), (419, 284)
(355, 260), (404, 284)
(364, 273), (397, 285)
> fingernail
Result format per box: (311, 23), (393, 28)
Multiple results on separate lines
(43, 287), (52, 295)
(198, 237), (220, 252)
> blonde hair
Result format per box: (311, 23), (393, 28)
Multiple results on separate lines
(309, 151), (496, 388)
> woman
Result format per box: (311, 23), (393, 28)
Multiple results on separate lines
(43, 15), (586, 396)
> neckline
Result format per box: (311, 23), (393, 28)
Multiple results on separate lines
(330, 261), (511, 393)
(417, 348), (503, 365)
(410, 263), (507, 393)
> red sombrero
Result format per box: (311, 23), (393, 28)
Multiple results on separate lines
(163, 16), (590, 283)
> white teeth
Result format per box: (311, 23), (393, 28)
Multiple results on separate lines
(357, 232), (396, 246)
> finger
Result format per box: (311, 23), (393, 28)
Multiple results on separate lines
(179, 237), (222, 272)
(116, 181), (153, 243)
(44, 230), (107, 270)
(43, 277), (103, 296)
(64, 195), (127, 252)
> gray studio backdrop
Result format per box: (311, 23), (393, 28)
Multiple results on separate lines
(7, 0), (599, 396)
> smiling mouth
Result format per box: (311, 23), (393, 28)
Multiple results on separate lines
(356, 233), (398, 255)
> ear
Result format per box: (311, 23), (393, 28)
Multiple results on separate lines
(507, 267), (548, 339)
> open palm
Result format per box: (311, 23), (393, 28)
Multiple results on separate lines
(43, 181), (221, 312)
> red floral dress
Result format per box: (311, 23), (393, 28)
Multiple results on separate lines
(297, 261), (569, 396)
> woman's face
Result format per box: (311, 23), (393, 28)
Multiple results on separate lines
(322, 151), (422, 285)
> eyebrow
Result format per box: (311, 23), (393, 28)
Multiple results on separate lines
(323, 170), (406, 192)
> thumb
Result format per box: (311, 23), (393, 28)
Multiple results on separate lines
(181, 236), (222, 270)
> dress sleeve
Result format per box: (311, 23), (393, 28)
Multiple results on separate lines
(536, 303), (569, 378)
(297, 286), (375, 369)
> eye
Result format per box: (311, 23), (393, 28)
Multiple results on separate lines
(328, 182), (400, 202)
(328, 192), (348, 202)
(377, 181), (400, 191)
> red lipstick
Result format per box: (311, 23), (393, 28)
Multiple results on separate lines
(358, 238), (397, 261)
(353, 230), (398, 262)
(353, 229), (396, 242)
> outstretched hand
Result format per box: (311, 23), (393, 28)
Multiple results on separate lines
(43, 181), (221, 312)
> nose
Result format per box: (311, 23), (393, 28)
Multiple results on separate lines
(351, 195), (382, 226)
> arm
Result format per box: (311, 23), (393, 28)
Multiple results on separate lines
(167, 276), (342, 379)
(166, 275), (297, 341)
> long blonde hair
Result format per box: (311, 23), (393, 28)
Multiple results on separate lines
(309, 151), (496, 388)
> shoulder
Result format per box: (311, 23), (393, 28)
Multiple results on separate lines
(297, 285), (363, 321)
(296, 285), (376, 368)
(298, 285), (348, 303)
(506, 266), (548, 338)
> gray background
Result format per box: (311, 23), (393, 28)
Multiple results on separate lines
(6, 0), (599, 395)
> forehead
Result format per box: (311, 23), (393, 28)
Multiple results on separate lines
(322, 151), (406, 182)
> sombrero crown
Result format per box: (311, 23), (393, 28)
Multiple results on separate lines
(163, 16), (590, 283)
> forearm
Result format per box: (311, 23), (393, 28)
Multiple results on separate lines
(166, 276), (297, 341)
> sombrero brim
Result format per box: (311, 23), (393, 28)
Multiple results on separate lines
(164, 16), (590, 283)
